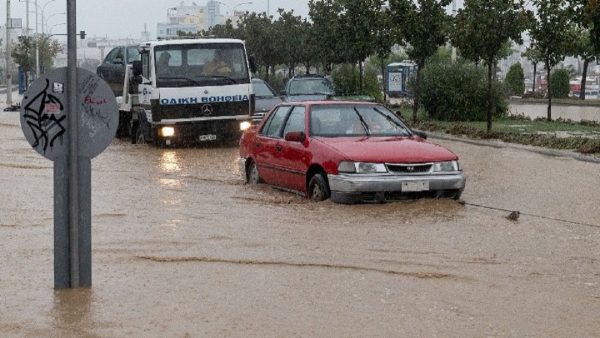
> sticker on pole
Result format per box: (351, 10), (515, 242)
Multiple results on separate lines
(20, 67), (118, 160)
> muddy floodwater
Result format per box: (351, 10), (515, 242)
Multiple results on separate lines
(1, 110), (599, 337)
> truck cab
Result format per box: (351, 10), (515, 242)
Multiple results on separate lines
(123, 38), (255, 145)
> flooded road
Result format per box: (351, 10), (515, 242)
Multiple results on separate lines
(1, 110), (599, 337)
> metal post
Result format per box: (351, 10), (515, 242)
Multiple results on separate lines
(26, 0), (30, 36)
(6, 0), (12, 105)
(66, 0), (80, 288)
(35, 0), (40, 77)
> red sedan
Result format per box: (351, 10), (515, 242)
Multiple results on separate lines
(239, 101), (465, 203)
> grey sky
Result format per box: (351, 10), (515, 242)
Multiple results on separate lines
(3, 0), (310, 39)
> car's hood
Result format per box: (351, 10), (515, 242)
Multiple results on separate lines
(315, 136), (458, 163)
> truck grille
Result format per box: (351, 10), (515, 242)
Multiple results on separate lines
(151, 100), (249, 122)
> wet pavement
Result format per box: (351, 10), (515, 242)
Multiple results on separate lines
(1, 110), (599, 337)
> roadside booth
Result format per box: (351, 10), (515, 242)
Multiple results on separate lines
(385, 61), (416, 98)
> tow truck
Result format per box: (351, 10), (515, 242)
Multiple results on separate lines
(118, 38), (255, 145)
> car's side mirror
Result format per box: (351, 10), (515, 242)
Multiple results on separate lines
(284, 131), (306, 143)
(413, 130), (427, 139)
(280, 90), (286, 95)
(132, 60), (143, 77)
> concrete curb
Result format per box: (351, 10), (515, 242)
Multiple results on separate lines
(428, 132), (600, 164)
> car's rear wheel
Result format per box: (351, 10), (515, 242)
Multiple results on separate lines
(247, 161), (261, 184)
(307, 173), (330, 202)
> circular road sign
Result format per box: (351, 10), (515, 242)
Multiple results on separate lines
(20, 67), (118, 160)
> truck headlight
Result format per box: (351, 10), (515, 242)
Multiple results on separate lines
(240, 121), (251, 131)
(338, 161), (387, 174)
(161, 126), (175, 137)
(433, 160), (459, 172)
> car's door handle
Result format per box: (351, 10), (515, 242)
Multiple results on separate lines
(275, 144), (283, 152)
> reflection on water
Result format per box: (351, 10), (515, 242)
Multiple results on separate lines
(160, 151), (181, 173)
(52, 289), (96, 336)
(159, 178), (181, 188)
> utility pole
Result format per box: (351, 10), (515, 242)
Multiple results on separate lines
(6, 0), (12, 105)
(35, 0), (40, 77)
(26, 0), (30, 36)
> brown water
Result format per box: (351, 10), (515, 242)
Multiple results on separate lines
(510, 102), (600, 122)
(1, 111), (599, 337)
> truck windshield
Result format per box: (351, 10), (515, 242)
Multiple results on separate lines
(155, 43), (249, 87)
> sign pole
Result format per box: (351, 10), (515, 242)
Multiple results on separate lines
(6, 0), (12, 106)
(20, 20), (116, 291)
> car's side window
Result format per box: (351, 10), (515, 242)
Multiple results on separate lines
(104, 47), (120, 64)
(282, 106), (306, 136)
(261, 106), (291, 138)
(126, 46), (141, 64)
(113, 48), (124, 64)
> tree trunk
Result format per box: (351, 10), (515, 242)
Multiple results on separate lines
(580, 58), (590, 100)
(487, 62), (493, 133)
(265, 65), (270, 82)
(381, 60), (386, 102)
(546, 63), (552, 121)
(412, 63), (422, 124)
(533, 62), (537, 93)
(359, 61), (364, 92)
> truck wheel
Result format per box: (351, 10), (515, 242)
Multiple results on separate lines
(135, 126), (146, 144)
(131, 121), (141, 144)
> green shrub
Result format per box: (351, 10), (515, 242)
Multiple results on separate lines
(549, 68), (570, 98)
(331, 64), (383, 101)
(504, 63), (525, 96)
(331, 64), (360, 96)
(420, 59), (507, 121)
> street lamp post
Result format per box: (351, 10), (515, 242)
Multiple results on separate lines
(217, 1), (252, 17)
(6, 0), (12, 105)
(44, 12), (66, 34)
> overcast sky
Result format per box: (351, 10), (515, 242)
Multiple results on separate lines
(3, 0), (310, 39)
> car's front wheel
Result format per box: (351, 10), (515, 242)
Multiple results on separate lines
(307, 173), (330, 202)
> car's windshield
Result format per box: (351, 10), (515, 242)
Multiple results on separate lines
(252, 79), (276, 98)
(288, 78), (334, 96)
(310, 104), (411, 137)
(155, 43), (249, 87)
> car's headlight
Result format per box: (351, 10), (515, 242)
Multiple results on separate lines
(240, 121), (252, 131)
(338, 161), (387, 174)
(433, 160), (459, 172)
(161, 126), (175, 137)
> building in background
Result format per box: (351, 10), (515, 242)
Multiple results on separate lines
(157, 1), (225, 39)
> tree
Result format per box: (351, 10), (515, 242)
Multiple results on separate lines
(336, 0), (382, 90)
(549, 68), (571, 98)
(584, 0), (600, 53)
(12, 34), (62, 80)
(371, 5), (395, 101)
(389, 0), (452, 123)
(309, 0), (346, 73)
(273, 10), (304, 77)
(572, 28), (598, 99)
(452, 0), (529, 132)
(237, 12), (277, 79)
(505, 63), (525, 96)
(522, 45), (543, 92)
(530, 0), (577, 121)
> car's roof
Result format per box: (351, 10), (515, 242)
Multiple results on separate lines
(280, 100), (379, 106)
(143, 38), (245, 47)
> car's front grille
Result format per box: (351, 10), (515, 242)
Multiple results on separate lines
(386, 163), (432, 174)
